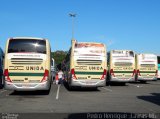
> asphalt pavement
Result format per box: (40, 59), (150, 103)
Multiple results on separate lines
(0, 80), (160, 119)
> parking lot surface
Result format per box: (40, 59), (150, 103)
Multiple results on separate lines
(0, 80), (160, 118)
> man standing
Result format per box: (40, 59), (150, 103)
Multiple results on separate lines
(58, 70), (64, 85)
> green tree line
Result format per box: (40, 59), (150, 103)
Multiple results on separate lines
(51, 50), (67, 69)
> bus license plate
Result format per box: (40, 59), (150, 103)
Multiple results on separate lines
(85, 81), (95, 85)
(22, 84), (30, 88)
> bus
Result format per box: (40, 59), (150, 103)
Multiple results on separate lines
(63, 39), (107, 88)
(157, 56), (160, 79)
(4, 37), (52, 92)
(0, 47), (4, 87)
(136, 54), (158, 82)
(107, 50), (136, 85)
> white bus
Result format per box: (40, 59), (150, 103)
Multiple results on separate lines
(4, 37), (52, 92)
(63, 39), (107, 89)
(107, 50), (136, 85)
(136, 54), (158, 82)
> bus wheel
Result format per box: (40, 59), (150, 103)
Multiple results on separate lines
(42, 89), (50, 95)
(68, 85), (73, 91)
(0, 75), (3, 89)
(68, 85), (78, 91)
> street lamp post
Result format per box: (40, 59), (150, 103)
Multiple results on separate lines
(69, 13), (76, 39)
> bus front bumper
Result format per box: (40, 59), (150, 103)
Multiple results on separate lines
(70, 79), (106, 87)
(4, 81), (50, 91)
(110, 76), (135, 82)
(137, 76), (157, 81)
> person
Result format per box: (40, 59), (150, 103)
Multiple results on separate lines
(58, 69), (64, 85)
(55, 72), (59, 85)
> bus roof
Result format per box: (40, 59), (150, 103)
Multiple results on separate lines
(77, 42), (105, 45)
(8, 37), (48, 41)
(75, 42), (106, 48)
(137, 53), (157, 56)
(111, 50), (134, 52)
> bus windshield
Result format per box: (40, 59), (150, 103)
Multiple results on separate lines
(8, 39), (46, 54)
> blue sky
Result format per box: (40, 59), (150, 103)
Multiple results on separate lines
(0, 0), (160, 54)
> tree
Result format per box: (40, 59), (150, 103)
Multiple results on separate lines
(51, 50), (67, 70)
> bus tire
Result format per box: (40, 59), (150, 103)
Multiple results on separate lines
(68, 85), (73, 91)
(68, 85), (77, 91)
(0, 75), (3, 89)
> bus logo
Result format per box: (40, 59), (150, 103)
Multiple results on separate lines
(89, 66), (103, 70)
(26, 66), (44, 71)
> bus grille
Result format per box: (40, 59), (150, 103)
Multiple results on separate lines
(76, 60), (102, 65)
(140, 64), (155, 67)
(114, 62), (132, 66)
(10, 58), (43, 65)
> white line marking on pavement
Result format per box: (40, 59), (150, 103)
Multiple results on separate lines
(56, 84), (61, 100)
(101, 87), (112, 92)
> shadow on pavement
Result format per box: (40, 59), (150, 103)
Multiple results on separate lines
(106, 82), (127, 86)
(137, 93), (160, 106)
(0, 84), (3, 89)
(63, 81), (100, 92)
(129, 81), (150, 84)
(9, 90), (50, 96)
